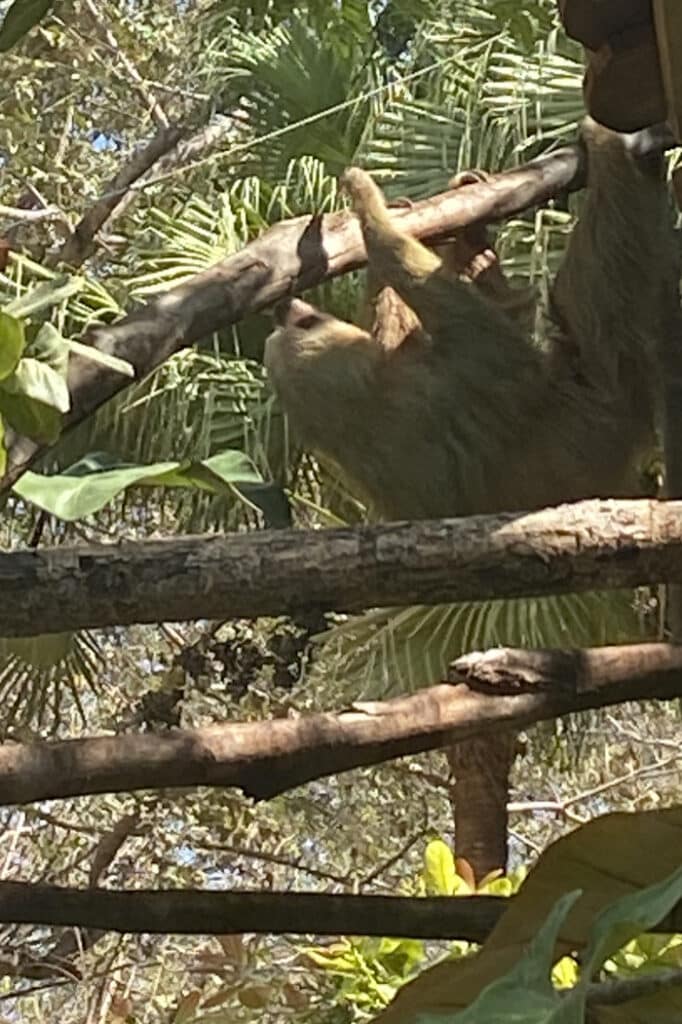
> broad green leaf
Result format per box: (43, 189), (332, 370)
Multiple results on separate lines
(30, 323), (134, 380)
(434, 869), (682, 1023)
(29, 322), (69, 376)
(4, 275), (85, 318)
(2, 358), (70, 413)
(11, 450), (281, 521)
(380, 808), (682, 1024)
(0, 312), (25, 379)
(580, 866), (682, 982)
(423, 840), (458, 896)
(0, 389), (62, 443)
(424, 892), (583, 1024)
(0, 0), (55, 51)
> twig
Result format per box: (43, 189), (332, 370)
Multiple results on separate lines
(0, 203), (68, 225)
(80, 0), (169, 127)
(53, 124), (185, 268)
(198, 840), (353, 887)
(586, 966), (682, 1008)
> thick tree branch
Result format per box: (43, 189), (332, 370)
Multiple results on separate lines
(452, 641), (682, 695)
(1, 641), (681, 807)
(1, 499), (681, 637)
(1, 144), (584, 490)
(0, 882), (502, 942)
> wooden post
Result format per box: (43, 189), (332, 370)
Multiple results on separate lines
(558, 0), (653, 50)
(558, 0), (682, 138)
(653, 1), (682, 139)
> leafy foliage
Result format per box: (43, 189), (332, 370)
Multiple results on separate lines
(1, 1), (682, 1022)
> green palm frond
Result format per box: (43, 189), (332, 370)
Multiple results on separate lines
(319, 591), (656, 701)
(128, 192), (255, 297)
(206, 13), (376, 177)
(358, 33), (583, 198)
(0, 253), (124, 336)
(0, 632), (103, 735)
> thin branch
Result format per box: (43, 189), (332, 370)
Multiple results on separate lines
(359, 827), (428, 887)
(53, 123), (185, 269)
(57, 116), (236, 268)
(0, 881), (502, 942)
(80, 0), (169, 128)
(0, 641), (681, 807)
(197, 840), (353, 887)
(587, 966), (682, 1008)
(0, 204), (68, 225)
(2, 143), (585, 491)
(1, 499), (682, 636)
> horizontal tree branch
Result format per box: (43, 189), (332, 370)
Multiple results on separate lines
(0, 203), (68, 225)
(1, 641), (681, 807)
(1, 143), (583, 490)
(1, 499), (682, 637)
(0, 882), (503, 942)
(1, 879), (682, 952)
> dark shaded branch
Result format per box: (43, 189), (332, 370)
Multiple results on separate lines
(1, 641), (681, 807)
(0, 881), (501, 942)
(452, 640), (682, 695)
(2, 144), (584, 490)
(1, 498), (682, 637)
(587, 966), (682, 1009)
(1, 877), (682, 944)
(54, 123), (186, 268)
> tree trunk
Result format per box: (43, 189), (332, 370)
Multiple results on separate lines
(446, 733), (517, 882)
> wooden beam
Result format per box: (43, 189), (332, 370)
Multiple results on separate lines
(559, 0), (653, 51)
(583, 21), (667, 133)
(653, 0), (682, 140)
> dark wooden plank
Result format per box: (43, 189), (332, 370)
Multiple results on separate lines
(559, 0), (653, 50)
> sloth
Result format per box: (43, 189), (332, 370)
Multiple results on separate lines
(264, 120), (675, 524)
(263, 119), (677, 878)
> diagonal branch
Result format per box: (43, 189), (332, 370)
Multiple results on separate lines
(53, 124), (185, 269)
(1, 144), (584, 491)
(0, 641), (681, 808)
(53, 116), (236, 269)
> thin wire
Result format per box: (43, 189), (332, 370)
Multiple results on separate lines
(101, 52), (460, 202)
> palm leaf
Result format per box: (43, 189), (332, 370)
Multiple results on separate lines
(318, 591), (656, 701)
(0, 632), (102, 735)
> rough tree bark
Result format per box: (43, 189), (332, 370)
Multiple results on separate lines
(0, 642), (681, 807)
(446, 734), (517, 882)
(1, 498), (681, 637)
